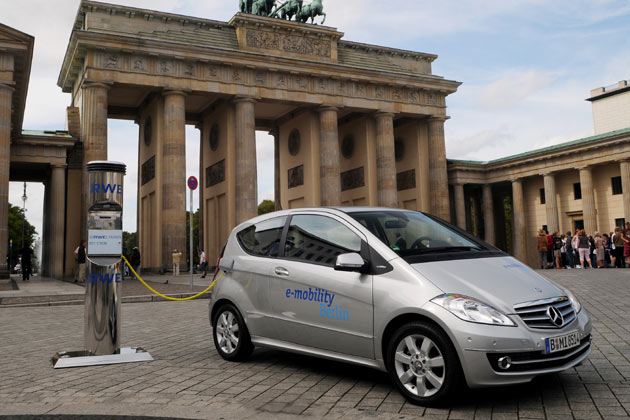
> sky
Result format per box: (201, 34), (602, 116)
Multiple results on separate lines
(3, 0), (630, 243)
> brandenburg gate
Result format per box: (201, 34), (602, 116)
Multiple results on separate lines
(57, 0), (460, 269)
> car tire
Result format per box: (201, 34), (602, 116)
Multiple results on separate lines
(212, 303), (254, 362)
(386, 321), (463, 406)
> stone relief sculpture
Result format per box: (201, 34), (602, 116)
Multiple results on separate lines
(240, 0), (325, 24)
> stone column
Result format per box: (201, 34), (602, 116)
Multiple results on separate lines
(319, 106), (341, 206)
(49, 165), (67, 279)
(271, 127), (282, 211)
(161, 90), (187, 268)
(198, 124), (204, 251)
(375, 112), (397, 207)
(482, 184), (495, 245)
(579, 166), (597, 235)
(234, 97), (258, 224)
(80, 82), (110, 240)
(0, 83), (13, 277)
(511, 178), (526, 261)
(543, 173), (560, 234)
(454, 183), (466, 229)
(428, 117), (450, 221)
(620, 159), (630, 223)
(41, 181), (50, 277)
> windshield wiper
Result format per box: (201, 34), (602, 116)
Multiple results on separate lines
(415, 246), (481, 254)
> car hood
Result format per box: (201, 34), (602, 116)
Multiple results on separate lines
(410, 256), (565, 314)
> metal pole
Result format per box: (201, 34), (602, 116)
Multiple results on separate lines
(21, 182), (27, 249)
(189, 188), (193, 292)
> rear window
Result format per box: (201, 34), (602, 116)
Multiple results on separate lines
(237, 216), (286, 257)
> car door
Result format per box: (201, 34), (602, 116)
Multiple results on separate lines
(231, 216), (286, 338)
(268, 212), (374, 359)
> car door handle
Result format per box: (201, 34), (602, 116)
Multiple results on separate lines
(274, 267), (290, 276)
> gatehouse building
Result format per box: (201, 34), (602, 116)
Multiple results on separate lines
(1, 2), (629, 277)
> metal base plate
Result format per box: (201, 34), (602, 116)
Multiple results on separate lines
(52, 347), (153, 369)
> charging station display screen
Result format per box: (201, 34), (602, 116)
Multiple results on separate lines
(88, 229), (123, 256)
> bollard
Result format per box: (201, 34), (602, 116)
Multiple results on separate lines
(52, 161), (152, 368)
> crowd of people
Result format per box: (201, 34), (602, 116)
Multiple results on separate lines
(536, 222), (630, 269)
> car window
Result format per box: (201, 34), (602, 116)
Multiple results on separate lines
(237, 216), (286, 257)
(285, 215), (362, 266)
(349, 210), (483, 256)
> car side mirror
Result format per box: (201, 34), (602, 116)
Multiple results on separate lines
(334, 252), (367, 273)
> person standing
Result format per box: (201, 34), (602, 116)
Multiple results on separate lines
(536, 229), (548, 269)
(199, 249), (207, 278)
(172, 249), (182, 276)
(565, 231), (574, 268)
(594, 232), (605, 268)
(577, 230), (592, 269)
(613, 227), (625, 268)
(20, 244), (33, 281)
(130, 247), (141, 274)
(624, 222), (630, 268)
(74, 240), (87, 283)
(553, 232), (563, 269)
(545, 230), (553, 268)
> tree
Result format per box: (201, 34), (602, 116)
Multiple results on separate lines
(122, 231), (137, 257)
(7, 203), (38, 268)
(186, 209), (200, 267)
(258, 200), (275, 215)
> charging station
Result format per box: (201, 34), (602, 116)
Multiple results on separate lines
(52, 161), (152, 368)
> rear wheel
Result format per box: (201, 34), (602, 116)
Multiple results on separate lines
(212, 303), (254, 361)
(386, 321), (463, 406)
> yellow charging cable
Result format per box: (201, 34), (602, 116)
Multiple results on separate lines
(121, 255), (223, 301)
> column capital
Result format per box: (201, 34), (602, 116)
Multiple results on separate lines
(319, 104), (340, 112)
(428, 115), (449, 123)
(82, 81), (112, 91)
(50, 163), (67, 170)
(540, 171), (556, 177)
(510, 176), (524, 183)
(0, 83), (15, 93)
(162, 89), (189, 98)
(233, 95), (257, 105)
(577, 165), (592, 172)
(374, 111), (395, 118)
(617, 157), (630, 164)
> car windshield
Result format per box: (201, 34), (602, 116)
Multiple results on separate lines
(349, 210), (485, 257)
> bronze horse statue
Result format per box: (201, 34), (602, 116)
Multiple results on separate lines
(271, 0), (303, 20)
(239, 0), (253, 13)
(252, 0), (275, 16)
(296, 0), (325, 24)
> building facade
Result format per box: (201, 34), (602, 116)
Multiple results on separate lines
(57, 1), (461, 269)
(448, 127), (630, 268)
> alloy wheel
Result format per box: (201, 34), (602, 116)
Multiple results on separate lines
(393, 334), (446, 397)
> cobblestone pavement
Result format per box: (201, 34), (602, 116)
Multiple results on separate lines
(0, 269), (629, 419)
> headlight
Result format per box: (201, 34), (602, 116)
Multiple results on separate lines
(562, 287), (582, 313)
(431, 294), (516, 327)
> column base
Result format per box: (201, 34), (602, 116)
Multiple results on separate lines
(0, 267), (9, 279)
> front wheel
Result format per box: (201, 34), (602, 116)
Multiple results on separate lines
(212, 303), (254, 362)
(386, 322), (463, 406)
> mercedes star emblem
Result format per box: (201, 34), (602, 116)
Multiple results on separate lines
(547, 306), (564, 327)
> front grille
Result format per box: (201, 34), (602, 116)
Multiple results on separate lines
(487, 335), (591, 372)
(514, 296), (576, 329)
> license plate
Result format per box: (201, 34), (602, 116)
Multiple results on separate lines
(545, 331), (581, 354)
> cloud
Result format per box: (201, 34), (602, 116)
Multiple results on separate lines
(477, 70), (557, 110)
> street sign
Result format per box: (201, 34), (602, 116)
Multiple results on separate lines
(187, 176), (198, 190)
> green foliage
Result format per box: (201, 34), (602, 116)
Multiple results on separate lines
(122, 231), (137, 256)
(7, 204), (38, 267)
(186, 210), (200, 266)
(258, 200), (275, 215)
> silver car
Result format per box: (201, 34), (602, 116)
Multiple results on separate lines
(209, 207), (591, 405)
